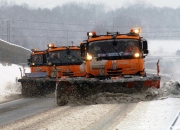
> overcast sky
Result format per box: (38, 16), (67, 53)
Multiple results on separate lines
(5, 0), (180, 9)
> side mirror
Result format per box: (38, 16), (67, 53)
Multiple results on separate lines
(143, 40), (148, 50)
(144, 49), (149, 54)
(27, 58), (31, 66)
(80, 42), (87, 57)
(142, 40), (148, 56)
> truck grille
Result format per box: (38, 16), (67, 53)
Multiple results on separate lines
(107, 68), (122, 76)
(62, 72), (74, 77)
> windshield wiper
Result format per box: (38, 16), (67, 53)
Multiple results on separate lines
(64, 55), (72, 64)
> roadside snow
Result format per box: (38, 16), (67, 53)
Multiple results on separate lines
(0, 63), (30, 102)
(0, 64), (21, 95)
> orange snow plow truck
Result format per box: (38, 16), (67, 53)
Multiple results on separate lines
(19, 49), (51, 96)
(55, 28), (160, 105)
(18, 44), (85, 96)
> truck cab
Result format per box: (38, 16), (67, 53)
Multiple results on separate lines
(80, 29), (149, 79)
(27, 48), (47, 77)
(46, 44), (86, 78)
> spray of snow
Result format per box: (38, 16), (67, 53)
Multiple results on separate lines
(160, 80), (180, 97)
(66, 81), (180, 106)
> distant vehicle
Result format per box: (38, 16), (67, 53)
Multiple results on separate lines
(176, 50), (180, 55)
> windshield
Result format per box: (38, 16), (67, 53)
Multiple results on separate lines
(88, 39), (141, 60)
(48, 50), (83, 65)
(31, 54), (44, 65)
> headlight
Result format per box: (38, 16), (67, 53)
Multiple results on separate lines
(86, 53), (93, 60)
(32, 63), (35, 65)
(134, 53), (140, 58)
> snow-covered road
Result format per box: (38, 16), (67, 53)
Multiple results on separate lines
(113, 98), (180, 130)
(0, 97), (180, 130)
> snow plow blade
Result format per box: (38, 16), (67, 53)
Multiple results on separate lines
(18, 72), (56, 97)
(18, 78), (56, 97)
(55, 76), (160, 106)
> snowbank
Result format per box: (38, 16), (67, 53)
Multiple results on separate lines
(0, 63), (30, 95)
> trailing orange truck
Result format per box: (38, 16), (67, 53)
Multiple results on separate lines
(18, 44), (86, 97)
(46, 44), (86, 78)
(55, 28), (160, 105)
(18, 48), (52, 96)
